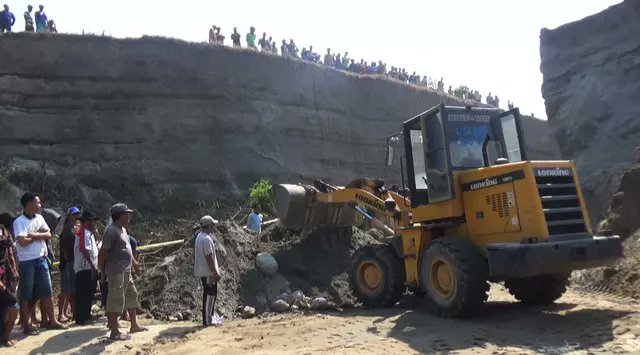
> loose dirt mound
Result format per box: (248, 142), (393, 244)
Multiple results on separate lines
(572, 160), (640, 299)
(572, 231), (640, 299)
(599, 162), (640, 239)
(137, 221), (379, 321)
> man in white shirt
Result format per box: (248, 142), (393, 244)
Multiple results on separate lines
(73, 211), (100, 325)
(13, 193), (66, 335)
(194, 215), (221, 326)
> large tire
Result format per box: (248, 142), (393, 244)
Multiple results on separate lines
(349, 244), (405, 308)
(420, 237), (489, 318)
(504, 273), (570, 305)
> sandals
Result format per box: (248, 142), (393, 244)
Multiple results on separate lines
(44, 323), (68, 330)
(23, 328), (40, 336)
(1, 338), (17, 347)
(109, 333), (131, 341)
(129, 326), (148, 334)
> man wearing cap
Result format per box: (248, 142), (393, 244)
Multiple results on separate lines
(98, 203), (147, 340)
(74, 211), (100, 325)
(57, 206), (80, 323)
(194, 215), (222, 327)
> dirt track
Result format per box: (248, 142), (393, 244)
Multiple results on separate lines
(11, 285), (640, 354)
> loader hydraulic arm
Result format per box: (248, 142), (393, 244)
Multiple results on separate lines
(314, 187), (402, 220)
(273, 179), (406, 231)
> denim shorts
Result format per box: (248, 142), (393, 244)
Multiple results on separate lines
(18, 256), (53, 301)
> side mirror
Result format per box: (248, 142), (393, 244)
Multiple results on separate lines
(385, 136), (400, 166)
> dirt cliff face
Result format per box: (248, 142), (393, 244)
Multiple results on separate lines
(540, 0), (640, 222)
(0, 34), (557, 212)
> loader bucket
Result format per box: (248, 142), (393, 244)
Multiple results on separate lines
(273, 184), (357, 230)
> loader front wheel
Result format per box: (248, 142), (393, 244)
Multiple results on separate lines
(505, 273), (570, 305)
(349, 245), (405, 308)
(420, 237), (489, 318)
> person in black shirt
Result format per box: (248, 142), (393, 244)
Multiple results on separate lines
(231, 27), (241, 47)
(57, 207), (80, 322)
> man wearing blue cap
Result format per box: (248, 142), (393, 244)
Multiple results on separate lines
(57, 206), (80, 322)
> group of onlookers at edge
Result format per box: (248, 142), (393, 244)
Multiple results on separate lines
(0, 193), (146, 347)
(0, 4), (56, 34)
(208, 25), (512, 109)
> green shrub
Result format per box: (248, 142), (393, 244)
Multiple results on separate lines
(248, 178), (274, 212)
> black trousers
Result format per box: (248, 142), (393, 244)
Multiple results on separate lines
(201, 277), (217, 326)
(75, 270), (97, 324)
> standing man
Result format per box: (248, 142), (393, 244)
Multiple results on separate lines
(258, 32), (268, 51)
(194, 216), (221, 327)
(98, 203), (147, 340)
(13, 193), (66, 335)
(73, 211), (99, 325)
(324, 48), (335, 66)
(38, 204), (60, 328)
(246, 204), (263, 234)
(0, 4), (15, 33)
(24, 5), (34, 32)
(231, 27), (241, 47)
(246, 26), (257, 50)
(58, 206), (80, 323)
(34, 4), (46, 33)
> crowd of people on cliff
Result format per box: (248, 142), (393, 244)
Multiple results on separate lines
(208, 25), (512, 108)
(0, 4), (57, 34)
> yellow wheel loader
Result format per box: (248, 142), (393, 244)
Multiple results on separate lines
(274, 104), (623, 317)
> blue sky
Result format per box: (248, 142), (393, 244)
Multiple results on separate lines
(6, 0), (621, 119)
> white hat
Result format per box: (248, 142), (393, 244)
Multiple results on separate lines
(200, 215), (218, 227)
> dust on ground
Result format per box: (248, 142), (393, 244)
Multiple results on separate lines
(15, 285), (639, 354)
(136, 221), (379, 321)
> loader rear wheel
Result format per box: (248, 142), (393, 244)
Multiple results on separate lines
(349, 245), (405, 308)
(420, 237), (489, 318)
(504, 273), (570, 305)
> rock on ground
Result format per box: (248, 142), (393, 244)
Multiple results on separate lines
(311, 297), (330, 310)
(270, 299), (290, 313)
(256, 252), (278, 277)
(242, 306), (257, 319)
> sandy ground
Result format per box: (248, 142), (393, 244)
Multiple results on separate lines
(10, 285), (640, 354)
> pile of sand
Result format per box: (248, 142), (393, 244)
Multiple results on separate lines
(572, 230), (640, 300)
(136, 220), (379, 321)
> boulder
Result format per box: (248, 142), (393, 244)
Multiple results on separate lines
(311, 297), (330, 310)
(256, 252), (279, 277)
(242, 306), (257, 319)
(291, 290), (305, 303)
(277, 292), (294, 305)
(291, 305), (300, 312)
(270, 299), (290, 313)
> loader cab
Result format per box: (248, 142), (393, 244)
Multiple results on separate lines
(400, 104), (527, 208)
